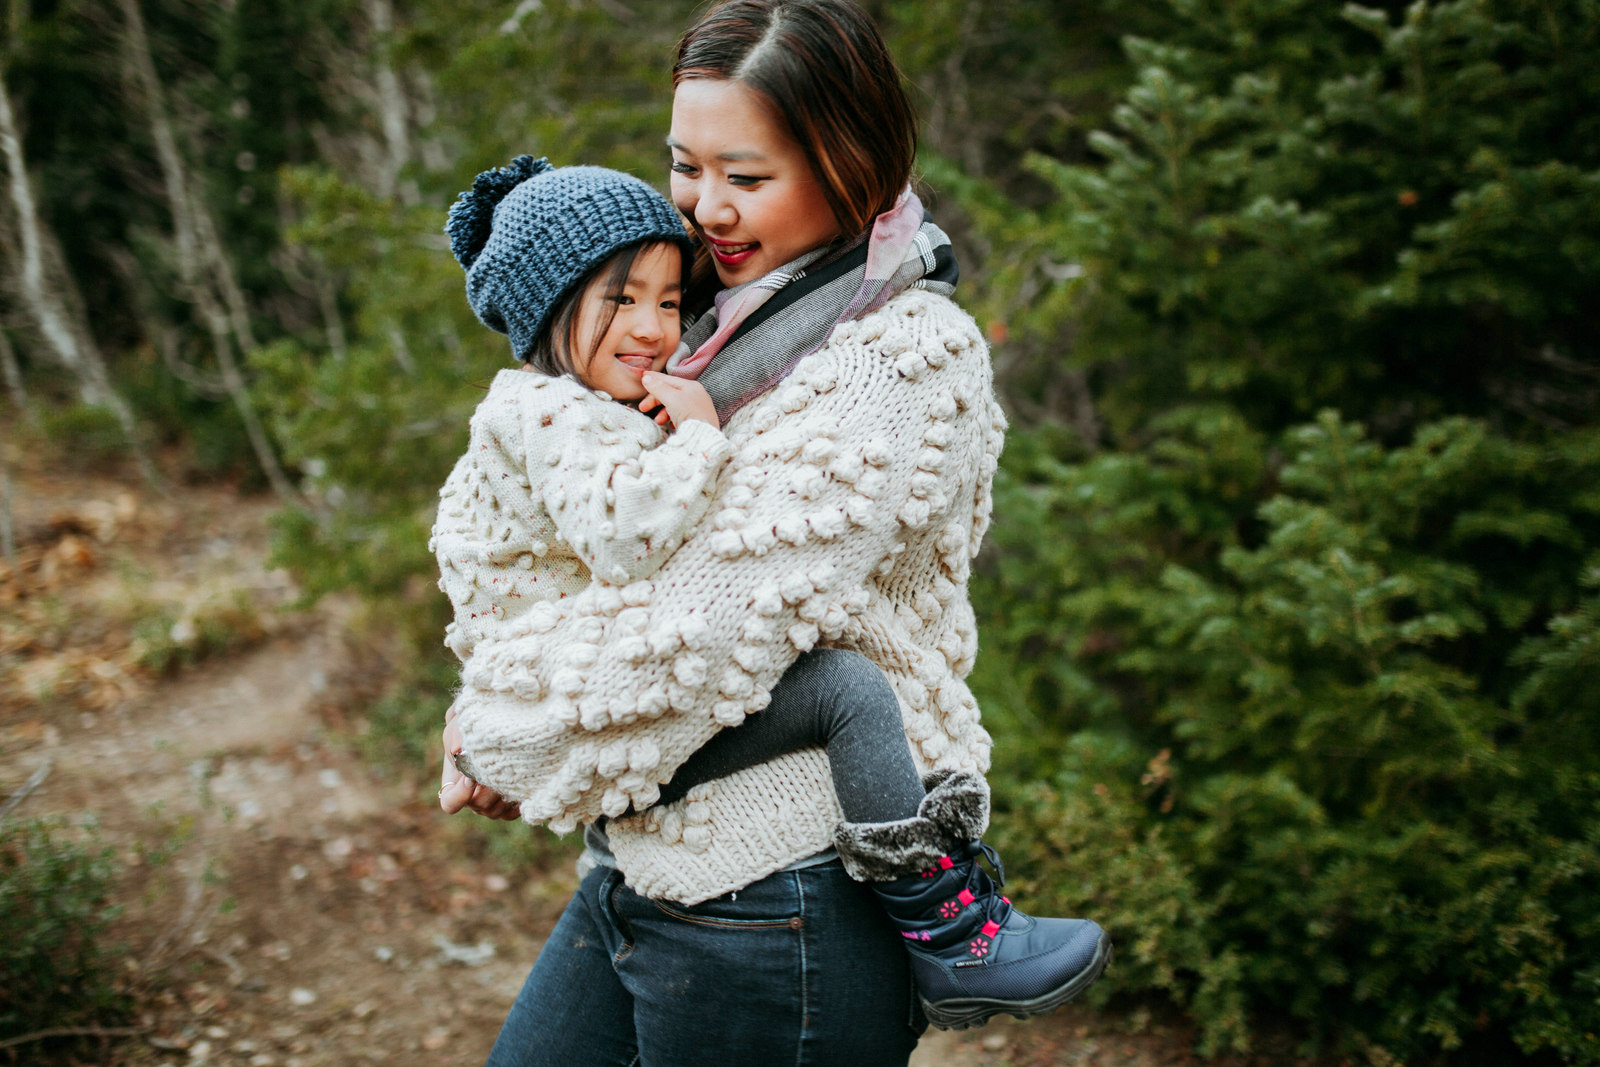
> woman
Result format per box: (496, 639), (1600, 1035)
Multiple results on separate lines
(443, 2), (1016, 1062)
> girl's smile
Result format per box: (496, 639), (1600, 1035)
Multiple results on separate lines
(568, 243), (684, 400)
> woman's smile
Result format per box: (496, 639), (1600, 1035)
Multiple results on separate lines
(707, 236), (761, 266)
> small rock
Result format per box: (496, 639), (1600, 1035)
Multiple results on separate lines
(288, 988), (317, 1007)
(322, 836), (353, 862)
(420, 1028), (450, 1051)
(374, 945), (394, 962)
(188, 1039), (213, 1061)
(434, 934), (496, 966)
(250, 1056), (276, 1067)
(289, 864), (308, 881)
(318, 768), (342, 789)
(485, 874), (510, 892)
(351, 1001), (376, 1018)
(205, 1027), (228, 1040)
(982, 1033), (1009, 1051)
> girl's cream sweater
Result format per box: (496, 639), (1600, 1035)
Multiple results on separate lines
(432, 367), (733, 665)
(445, 290), (1004, 903)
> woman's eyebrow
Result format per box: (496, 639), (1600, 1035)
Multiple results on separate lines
(665, 135), (765, 163)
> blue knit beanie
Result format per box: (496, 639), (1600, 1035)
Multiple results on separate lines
(445, 156), (693, 363)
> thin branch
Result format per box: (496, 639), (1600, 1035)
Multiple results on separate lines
(0, 758), (52, 824)
(0, 326), (29, 414)
(0, 1026), (148, 1052)
(0, 448), (14, 570)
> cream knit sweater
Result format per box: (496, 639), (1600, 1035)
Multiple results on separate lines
(432, 368), (733, 666)
(450, 290), (1004, 903)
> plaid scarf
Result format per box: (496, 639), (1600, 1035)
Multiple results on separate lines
(667, 188), (958, 422)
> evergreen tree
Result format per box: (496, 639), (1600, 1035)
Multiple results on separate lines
(958, 2), (1600, 1059)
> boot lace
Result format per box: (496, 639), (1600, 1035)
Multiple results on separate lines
(961, 842), (1015, 928)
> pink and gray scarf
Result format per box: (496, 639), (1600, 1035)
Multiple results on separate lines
(667, 188), (958, 422)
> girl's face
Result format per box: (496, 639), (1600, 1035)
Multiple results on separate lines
(668, 78), (842, 287)
(569, 243), (683, 400)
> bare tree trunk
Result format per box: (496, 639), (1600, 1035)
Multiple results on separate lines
(116, 0), (298, 501)
(318, 273), (349, 361)
(366, 0), (413, 204)
(0, 327), (29, 416)
(0, 70), (156, 481)
(0, 416), (15, 569)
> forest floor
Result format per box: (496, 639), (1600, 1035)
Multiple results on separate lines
(0, 459), (1314, 1067)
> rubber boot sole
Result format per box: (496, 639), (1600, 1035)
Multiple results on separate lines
(919, 931), (1114, 1031)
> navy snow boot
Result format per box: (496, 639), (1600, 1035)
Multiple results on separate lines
(834, 771), (1112, 1030)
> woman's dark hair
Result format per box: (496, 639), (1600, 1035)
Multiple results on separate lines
(674, 0), (917, 296)
(524, 239), (689, 383)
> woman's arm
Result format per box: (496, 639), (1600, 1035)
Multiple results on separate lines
(522, 379), (733, 586)
(456, 298), (1000, 831)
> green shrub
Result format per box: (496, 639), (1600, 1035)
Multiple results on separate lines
(0, 817), (128, 1046)
(29, 403), (136, 472)
(975, 413), (1600, 1059)
(129, 589), (271, 676)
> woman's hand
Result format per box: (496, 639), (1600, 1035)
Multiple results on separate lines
(639, 373), (720, 429)
(440, 718), (522, 820)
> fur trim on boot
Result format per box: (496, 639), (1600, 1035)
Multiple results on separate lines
(833, 771), (991, 882)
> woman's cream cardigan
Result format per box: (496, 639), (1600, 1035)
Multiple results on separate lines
(446, 289), (1004, 903)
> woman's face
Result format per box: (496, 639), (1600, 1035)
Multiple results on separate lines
(668, 78), (842, 287)
(569, 243), (683, 401)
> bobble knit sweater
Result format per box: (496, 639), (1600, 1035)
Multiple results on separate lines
(432, 368), (733, 665)
(447, 290), (1004, 904)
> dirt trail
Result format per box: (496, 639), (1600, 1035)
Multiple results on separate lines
(1, 466), (1227, 1067)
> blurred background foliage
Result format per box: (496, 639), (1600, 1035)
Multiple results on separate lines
(2, 0), (1597, 1061)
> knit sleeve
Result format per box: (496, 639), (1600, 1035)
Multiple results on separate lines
(454, 296), (1000, 830)
(527, 387), (733, 586)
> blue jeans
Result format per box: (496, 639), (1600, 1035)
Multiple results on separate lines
(485, 862), (926, 1066)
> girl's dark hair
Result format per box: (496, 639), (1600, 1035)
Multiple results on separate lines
(524, 239), (688, 382)
(674, 0), (917, 296)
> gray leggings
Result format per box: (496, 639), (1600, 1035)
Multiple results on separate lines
(654, 648), (926, 824)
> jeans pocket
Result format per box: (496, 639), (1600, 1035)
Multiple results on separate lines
(651, 897), (805, 931)
(602, 873), (637, 961)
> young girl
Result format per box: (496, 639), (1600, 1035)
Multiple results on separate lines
(434, 155), (1110, 1036)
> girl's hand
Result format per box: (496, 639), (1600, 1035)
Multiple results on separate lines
(639, 373), (720, 429)
(440, 718), (522, 821)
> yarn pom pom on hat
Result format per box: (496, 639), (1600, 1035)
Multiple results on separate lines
(445, 155), (694, 363)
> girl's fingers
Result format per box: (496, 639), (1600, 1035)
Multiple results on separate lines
(439, 774), (476, 814)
